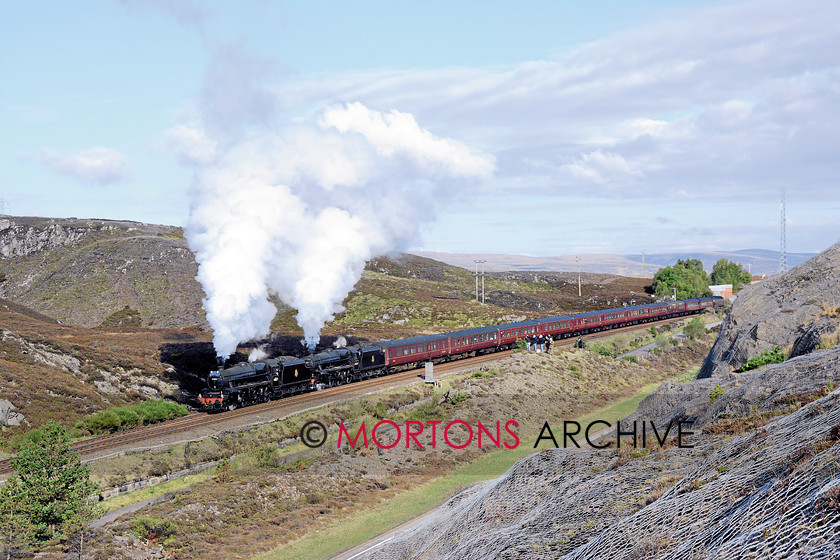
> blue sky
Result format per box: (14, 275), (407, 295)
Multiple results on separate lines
(2, 0), (838, 255)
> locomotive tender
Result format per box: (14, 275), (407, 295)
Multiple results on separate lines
(199, 297), (723, 411)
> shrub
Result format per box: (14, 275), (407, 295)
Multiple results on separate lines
(591, 343), (615, 358)
(81, 410), (123, 434)
(622, 355), (639, 364)
(818, 329), (840, 350)
(132, 516), (176, 541)
(735, 346), (787, 372)
(449, 391), (469, 405)
(132, 400), (188, 424)
(709, 384), (724, 402)
(373, 401), (388, 419)
(253, 444), (279, 469)
(683, 317), (705, 340)
(820, 301), (840, 318)
(77, 400), (188, 434)
(513, 338), (526, 352)
(214, 457), (232, 483)
(649, 325), (657, 336)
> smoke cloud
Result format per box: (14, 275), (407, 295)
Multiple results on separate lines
(248, 346), (269, 362)
(187, 103), (493, 357)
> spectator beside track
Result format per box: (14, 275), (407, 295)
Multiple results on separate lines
(545, 337), (552, 354)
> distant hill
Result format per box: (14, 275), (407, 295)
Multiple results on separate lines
(410, 248), (818, 277)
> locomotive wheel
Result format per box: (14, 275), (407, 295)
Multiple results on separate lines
(227, 402), (237, 411)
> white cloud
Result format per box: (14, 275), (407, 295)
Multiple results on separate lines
(34, 147), (129, 186)
(561, 150), (644, 184)
(271, 0), (840, 203)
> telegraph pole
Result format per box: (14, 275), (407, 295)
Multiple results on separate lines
(641, 249), (645, 277)
(474, 259), (486, 303)
(0, 198), (9, 216)
(474, 260), (479, 301)
(577, 256), (582, 297)
(780, 188), (787, 273)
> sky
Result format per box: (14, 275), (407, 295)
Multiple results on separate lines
(1, 0), (839, 256)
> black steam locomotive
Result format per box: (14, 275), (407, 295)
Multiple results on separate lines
(199, 345), (386, 410)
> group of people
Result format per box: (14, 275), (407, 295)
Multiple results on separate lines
(524, 334), (551, 353)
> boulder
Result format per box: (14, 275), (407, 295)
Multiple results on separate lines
(698, 241), (840, 378)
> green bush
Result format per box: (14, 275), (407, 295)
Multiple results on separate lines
(449, 391), (469, 405)
(735, 346), (787, 372)
(650, 325), (657, 336)
(684, 317), (705, 340)
(82, 410), (123, 434)
(373, 401), (388, 419)
(253, 444), (279, 469)
(591, 343), (616, 358)
(113, 407), (141, 428)
(709, 384), (724, 402)
(77, 399), (188, 434)
(132, 516), (176, 541)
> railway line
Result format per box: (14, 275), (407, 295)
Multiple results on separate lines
(0, 315), (701, 476)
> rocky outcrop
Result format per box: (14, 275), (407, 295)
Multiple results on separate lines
(628, 345), (840, 428)
(698, 241), (840, 378)
(0, 399), (26, 426)
(0, 216), (208, 328)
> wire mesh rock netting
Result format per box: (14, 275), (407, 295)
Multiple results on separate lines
(368, 389), (840, 559)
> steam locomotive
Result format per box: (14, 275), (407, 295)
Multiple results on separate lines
(198, 296), (723, 411)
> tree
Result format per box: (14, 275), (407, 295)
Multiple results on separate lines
(0, 477), (31, 560)
(651, 261), (712, 300)
(710, 258), (752, 292)
(9, 421), (103, 546)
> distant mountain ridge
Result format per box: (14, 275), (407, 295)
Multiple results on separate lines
(410, 248), (817, 277)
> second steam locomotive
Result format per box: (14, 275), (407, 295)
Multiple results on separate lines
(199, 297), (723, 411)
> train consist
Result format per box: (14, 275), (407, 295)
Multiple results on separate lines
(198, 297), (723, 411)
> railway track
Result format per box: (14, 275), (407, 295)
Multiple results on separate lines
(0, 315), (696, 476)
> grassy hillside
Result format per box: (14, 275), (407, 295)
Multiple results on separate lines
(0, 298), (210, 448)
(0, 217), (205, 328)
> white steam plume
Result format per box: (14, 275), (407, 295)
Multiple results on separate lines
(188, 103), (493, 357)
(248, 346), (269, 362)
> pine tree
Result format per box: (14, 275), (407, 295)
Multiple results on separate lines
(9, 421), (103, 545)
(0, 477), (32, 560)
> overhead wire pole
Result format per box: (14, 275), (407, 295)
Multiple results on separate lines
(474, 260), (479, 301)
(474, 260), (486, 303)
(481, 260), (485, 304)
(780, 188), (787, 273)
(576, 256), (581, 297)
